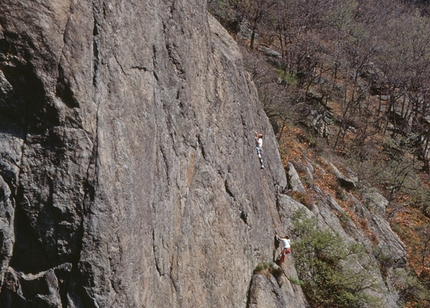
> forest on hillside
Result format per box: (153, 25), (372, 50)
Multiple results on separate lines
(209, 0), (430, 306)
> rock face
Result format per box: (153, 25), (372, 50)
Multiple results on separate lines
(0, 1), (307, 307)
(248, 274), (286, 308)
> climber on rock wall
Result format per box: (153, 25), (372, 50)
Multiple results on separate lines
(255, 131), (264, 169)
(275, 233), (291, 266)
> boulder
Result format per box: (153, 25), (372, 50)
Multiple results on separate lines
(363, 188), (388, 216)
(248, 274), (286, 308)
(287, 162), (307, 195)
(329, 162), (358, 190)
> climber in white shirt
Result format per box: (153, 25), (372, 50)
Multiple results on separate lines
(255, 131), (264, 169)
(275, 234), (291, 265)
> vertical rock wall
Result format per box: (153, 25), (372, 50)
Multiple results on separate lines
(0, 1), (306, 307)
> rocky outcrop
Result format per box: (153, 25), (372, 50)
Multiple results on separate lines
(248, 274), (286, 308)
(328, 161), (358, 190)
(286, 162), (307, 195)
(0, 1), (307, 307)
(279, 157), (408, 307)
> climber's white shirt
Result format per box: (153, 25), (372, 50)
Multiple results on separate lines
(280, 238), (290, 250)
(256, 137), (263, 148)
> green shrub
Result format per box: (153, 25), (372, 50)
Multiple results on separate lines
(253, 263), (265, 273)
(392, 268), (430, 307)
(292, 209), (380, 307)
(289, 276), (305, 286)
(254, 261), (284, 282)
(276, 69), (298, 86)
